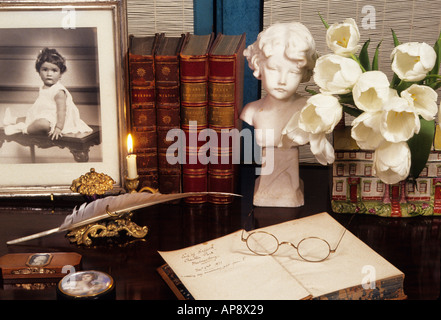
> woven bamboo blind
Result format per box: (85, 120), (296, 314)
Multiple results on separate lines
(127, 0), (194, 36)
(264, 0), (441, 90)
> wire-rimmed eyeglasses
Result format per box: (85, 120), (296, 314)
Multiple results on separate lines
(241, 214), (355, 263)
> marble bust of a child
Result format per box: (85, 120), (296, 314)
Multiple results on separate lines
(240, 22), (317, 207)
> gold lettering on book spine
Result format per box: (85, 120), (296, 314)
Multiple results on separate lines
(209, 83), (235, 103)
(209, 106), (234, 127)
(181, 106), (207, 125)
(181, 83), (207, 103)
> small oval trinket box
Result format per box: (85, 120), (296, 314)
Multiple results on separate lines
(57, 270), (115, 300)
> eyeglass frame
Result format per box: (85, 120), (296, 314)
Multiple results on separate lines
(240, 214), (355, 263)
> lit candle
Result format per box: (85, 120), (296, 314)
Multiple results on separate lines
(126, 134), (138, 179)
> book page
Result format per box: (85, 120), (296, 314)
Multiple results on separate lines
(159, 212), (404, 299)
(158, 231), (312, 300)
(254, 212), (404, 298)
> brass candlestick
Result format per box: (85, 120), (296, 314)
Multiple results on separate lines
(125, 175), (139, 193)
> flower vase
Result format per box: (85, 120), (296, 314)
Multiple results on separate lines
(331, 125), (441, 217)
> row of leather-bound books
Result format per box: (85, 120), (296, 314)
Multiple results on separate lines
(128, 32), (246, 204)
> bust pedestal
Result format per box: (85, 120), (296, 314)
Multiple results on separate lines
(253, 147), (304, 207)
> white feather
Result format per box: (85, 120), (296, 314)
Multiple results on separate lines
(59, 192), (226, 230)
(7, 192), (240, 245)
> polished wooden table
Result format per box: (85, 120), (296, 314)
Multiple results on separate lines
(0, 165), (440, 300)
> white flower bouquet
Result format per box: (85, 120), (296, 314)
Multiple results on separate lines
(295, 15), (441, 185)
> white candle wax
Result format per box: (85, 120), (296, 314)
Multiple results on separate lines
(127, 154), (138, 179)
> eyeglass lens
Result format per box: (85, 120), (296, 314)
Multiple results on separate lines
(246, 231), (279, 255)
(246, 232), (331, 262)
(297, 237), (331, 262)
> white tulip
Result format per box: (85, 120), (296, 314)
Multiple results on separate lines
(373, 141), (411, 185)
(313, 54), (362, 94)
(280, 111), (335, 165)
(280, 111), (309, 147)
(401, 84), (438, 121)
(391, 42), (437, 81)
(326, 18), (361, 56)
(352, 71), (392, 112)
(380, 96), (420, 143)
(351, 111), (385, 150)
(298, 94), (342, 134)
(309, 133), (335, 165)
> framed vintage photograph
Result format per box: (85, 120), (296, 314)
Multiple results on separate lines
(0, 0), (129, 196)
(26, 253), (53, 267)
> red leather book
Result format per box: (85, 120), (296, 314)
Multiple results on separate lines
(208, 33), (246, 204)
(180, 33), (214, 204)
(128, 34), (160, 190)
(155, 33), (186, 194)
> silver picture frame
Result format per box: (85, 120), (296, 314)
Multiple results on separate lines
(0, 0), (129, 197)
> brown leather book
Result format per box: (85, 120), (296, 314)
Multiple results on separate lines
(154, 33), (186, 194)
(180, 33), (214, 204)
(207, 33), (246, 204)
(128, 34), (161, 190)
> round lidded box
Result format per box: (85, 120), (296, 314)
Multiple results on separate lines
(57, 270), (115, 300)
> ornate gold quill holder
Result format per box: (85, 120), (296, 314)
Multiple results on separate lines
(67, 168), (149, 246)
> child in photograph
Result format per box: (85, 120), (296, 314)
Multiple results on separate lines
(3, 47), (92, 140)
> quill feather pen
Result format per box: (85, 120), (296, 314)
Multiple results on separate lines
(6, 192), (240, 245)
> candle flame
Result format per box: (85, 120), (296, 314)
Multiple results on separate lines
(127, 134), (134, 154)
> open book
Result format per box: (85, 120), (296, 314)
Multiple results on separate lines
(158, 212), (406, 300)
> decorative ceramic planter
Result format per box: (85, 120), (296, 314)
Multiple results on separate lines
(331, 126), (441, 217)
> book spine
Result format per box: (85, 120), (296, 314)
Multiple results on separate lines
(207, 35), (245, 204)
(155, 50), (182, 194)
(128, 51), (159, 191)
(314, 275), (406, 300)
(180, 52), (210, 204)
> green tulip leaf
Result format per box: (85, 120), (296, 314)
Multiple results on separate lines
(395, 79), (414, 94)
(407, 119), (436, 180)
(318, 12), (329, 29)
(391, 29), (400, 47)
(305, 86), (318, 95)
(428, 80), (441, 90)
(427, 31), (441, 85)
(372, 40), (382, 71)
(342, 104), (362, 118)
(391, 73), (401, 88)
(359, 39), (371, 71)
(390, 30), (402, 87)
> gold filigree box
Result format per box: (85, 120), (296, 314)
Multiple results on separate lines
(71, 168), (115, 200)
(0, 252), (82, 283)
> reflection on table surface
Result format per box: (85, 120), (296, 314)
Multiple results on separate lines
(0, 165), (439, 300)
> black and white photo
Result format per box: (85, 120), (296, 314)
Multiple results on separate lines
(1, 28), (102, 164)
(0, 0), (128, 195)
